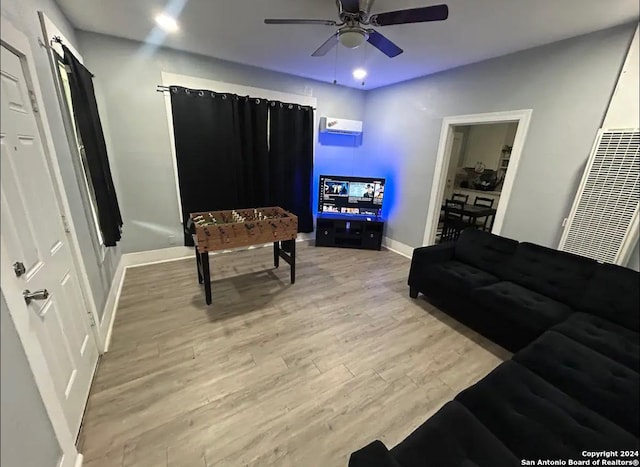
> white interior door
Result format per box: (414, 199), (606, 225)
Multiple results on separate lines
(0, 44), (98, 437)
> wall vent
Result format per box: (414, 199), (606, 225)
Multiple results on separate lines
(559, 129), (639, 264)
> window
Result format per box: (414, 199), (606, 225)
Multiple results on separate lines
(55, 57), (106, 260)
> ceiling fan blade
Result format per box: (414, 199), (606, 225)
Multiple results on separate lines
(312, 33), (339, 57)
(339, 0), (361, 15)
(264, 19), (337, 26)
(367, 30), (403, 57)
(370, 4), (449, 26)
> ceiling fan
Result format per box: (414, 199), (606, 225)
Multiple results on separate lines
(264, 0), (449, 58)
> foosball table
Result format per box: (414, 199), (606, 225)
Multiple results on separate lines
(188, 206), (298, 305)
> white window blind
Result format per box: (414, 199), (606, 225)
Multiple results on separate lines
(560, 129), (639, 264)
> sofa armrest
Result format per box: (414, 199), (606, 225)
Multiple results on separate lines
(349, 440), (402, 467)
(408, 242), (456, 291)
(412, 242), (455, 263)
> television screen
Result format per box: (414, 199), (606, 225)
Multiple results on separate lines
(319, 175), (385, 216)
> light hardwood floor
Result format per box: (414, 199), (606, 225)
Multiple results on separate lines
(79, 242), (510, 467)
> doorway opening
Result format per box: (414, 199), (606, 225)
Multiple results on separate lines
(423, 110), (532, 245)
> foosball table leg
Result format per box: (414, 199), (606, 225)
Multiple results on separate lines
(273, 241), (280, 268)
(195, 246), (203, 284)
(200, 251), (212, 305)
(289, 239), (296, 285)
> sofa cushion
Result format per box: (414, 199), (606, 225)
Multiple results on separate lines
(454, 229), (518, 278)
(580, 263), (640, 332)
(390, 401), (519, 467)
(552, 313), (640, 372)
(455, 361), (639, 459)
(471, 281), (573, 334)
(502, 243), (598, 309)
(514, 331), (640, 436)
(415, 287), (539, 353)
(349, 441), (402, 467)
(423, 260), (500, 296)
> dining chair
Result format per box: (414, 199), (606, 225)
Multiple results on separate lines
(439, 193), (465, 230)
(473, 196), (495, 231)
(441, 199), (468, 242)
(473, 197), (495, 208)
(451, 193), (469, 204)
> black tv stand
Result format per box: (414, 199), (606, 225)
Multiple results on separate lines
(315, 213), (384, 251)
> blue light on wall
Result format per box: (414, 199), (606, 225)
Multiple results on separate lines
(312, 143), (397, 221)
(318, 131), (362, 148)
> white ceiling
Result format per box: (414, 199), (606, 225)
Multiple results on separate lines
(55, 0), (639, 89)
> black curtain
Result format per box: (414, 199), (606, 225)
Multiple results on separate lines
(170, 87), (269, 245)
(268, 102), (315, 233)
(63, 46), (122, 246)
(237, 97), (270, 207)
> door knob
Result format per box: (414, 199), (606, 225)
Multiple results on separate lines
(13, 262), (26, 277)
(23, 289), (50, 305)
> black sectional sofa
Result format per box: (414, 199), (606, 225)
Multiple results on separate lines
(350, 229), (639, 466)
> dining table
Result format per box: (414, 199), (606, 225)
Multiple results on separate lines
(441, 202), (497, 231)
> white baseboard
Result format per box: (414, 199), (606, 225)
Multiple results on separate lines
(123, 245), (193, 269)
(297, 233), (315, 242)
(382, 237), (414, 259)
(100, 255), (126, 352)
(123, 234), (315, 269)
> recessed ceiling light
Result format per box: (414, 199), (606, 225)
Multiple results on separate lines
(155, 13), (179, 33)
(353, 68), (367, 80)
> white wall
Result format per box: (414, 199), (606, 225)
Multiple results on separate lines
(603, 27), (639, 129)
(362, 23), (637, 248)
(78, 31), (367, 254)
(505, 122), (518, 147)
(461, 122), (517, 170)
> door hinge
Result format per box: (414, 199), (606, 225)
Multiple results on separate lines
(61, 214), (71, 233)
(28, 90), (39, 113)
(87, 311), (96, 327)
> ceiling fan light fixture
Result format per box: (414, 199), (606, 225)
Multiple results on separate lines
(338, 28), (367, 49)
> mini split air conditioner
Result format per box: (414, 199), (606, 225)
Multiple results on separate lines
(320, 117), (363, 135)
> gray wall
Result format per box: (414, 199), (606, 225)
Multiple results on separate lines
(77, 31), (367, 254)
(1, 291), (61, 467)
(362, 23), (636, 248)
(25, 18), (635, 259)
(1, 0), (120, 318)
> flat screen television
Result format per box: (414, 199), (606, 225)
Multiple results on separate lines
(318, 175), (385, 217)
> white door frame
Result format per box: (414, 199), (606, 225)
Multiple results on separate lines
(422, 109), (533, 245)
(1, 16), (87, 467)
(36, 12), (115, 351)
(1, 15), (108, 350)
